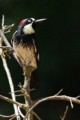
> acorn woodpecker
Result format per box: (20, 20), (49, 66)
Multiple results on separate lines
(11, 18), (46, 89)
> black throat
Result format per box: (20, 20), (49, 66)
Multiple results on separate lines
(14, 30), (35, 48)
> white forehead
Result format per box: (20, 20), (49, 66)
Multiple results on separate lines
(31, 18), (35, 21)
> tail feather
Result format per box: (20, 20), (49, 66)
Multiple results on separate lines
(30, 69), (39, 89)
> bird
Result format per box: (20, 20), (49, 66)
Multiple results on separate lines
(11, 18), (46, 89)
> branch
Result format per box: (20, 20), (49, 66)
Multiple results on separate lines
(32, 111), (41, 120)
(19, 79), (33, 120)
(0, 29), (21, 64)
(0, 15), (19, 63)
(18, 106), (25, 118)
(0, 95), (26, 110)
(0, 15), (20, 120)
(0, 15), (33, 120)
(28, 95), (80, 114)
(0, 114), (15, 119)
(60, 106), (69, 120)
(1, 54), (21, 119)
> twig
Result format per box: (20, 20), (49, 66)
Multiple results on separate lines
(75, 95), (80, 99)
(9, 115), (16, 120)
(0, 29), (11, 46)
(70, 98), (74, 108)
(0, 15), (21, 120)
(28, 95), (80, 114)
(0, 114), (15, 118)
(32, 111), (41, 120)
(4, 24), (14, 33)
(2, 15), (5, 32)
(9, 90), (22, 94)
(60, 106), (69, 120)
(32, 89), (63, 105)
(1, 54), (20, 118)
(2, 15), (14, 34)
(0, 29), (21, 64)
(15, 94), (24, 97)
(54, 88), (63, 96)
(0, 94), (26, 109)
(18, 106), (25, 118)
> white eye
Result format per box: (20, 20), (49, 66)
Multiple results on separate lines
(28, 19), (32, 23)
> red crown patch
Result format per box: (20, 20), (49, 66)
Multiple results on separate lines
(18, 19), (27, 26)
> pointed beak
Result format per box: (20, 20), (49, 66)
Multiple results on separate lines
(35, 18), (47, 23)
(32, 18), (47, 29)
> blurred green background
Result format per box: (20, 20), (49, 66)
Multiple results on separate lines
(0, 0), (80, 119)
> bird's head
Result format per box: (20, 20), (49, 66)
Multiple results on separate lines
(18, 18), (47, 35)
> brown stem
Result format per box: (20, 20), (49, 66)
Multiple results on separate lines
(23, 76), (33, 120)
